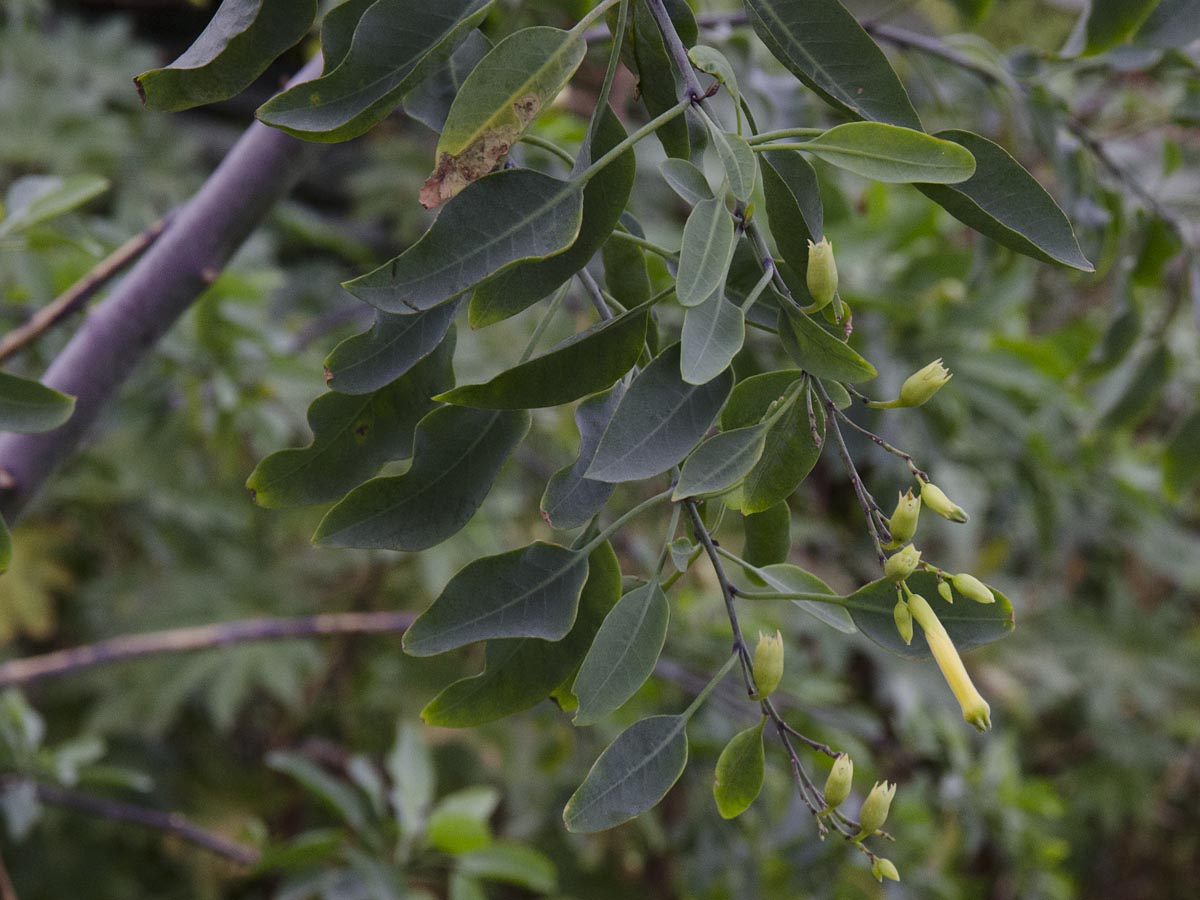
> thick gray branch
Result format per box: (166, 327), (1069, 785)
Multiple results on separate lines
(0, 57), (326, 521)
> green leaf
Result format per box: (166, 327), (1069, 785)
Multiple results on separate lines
(247, 336), (453, 508)
(602, 221), (652, 308)
(677, 197), (737, 308)
(660, 158), (714, 205)
(0, 373), (75, 434)
(324, 301), (460, 396)
(426, 787), (498, 853)
(674, 426), (767, 500)
(1099, 344), (1171, 430)
(314, 407), (529, 550)
(257, 0), (492, 141)
(742, 561), (856, 633)
(1135, 0), (1200, 49)
(563, 714), (688, 833)
(441, 310), (646, 410)
(744, 0), (922, 130)
(540, 385), (624, 529)
(134, 0), (316, 112)
(843, 572), (1014, 659)
(917, 130), (1094, 271)
(319, 0), (377, 72)
(688, 45), (742, 133)
(792, 122), (975, 184)
(421, 543), (621, 725)
(709, 128), (757, 202)
(742, 503), (791, 568)
(628, 0), (698, 159)
(267, 751), (371, 834)
(1165, 408), (1200, 500)
(420, 26), (586, 207)
(403, 542), (590, 656)
(468, 108), (635, 328)
(588, 344), (733, 483)
(346, 169), (583, 313)
(761, 150), (824, 280)
(1082, 0), (1159, 55)
(573, 580), (670, 726)
(778, 308), (876, 383)
(721, 370), (824, 513)
(0, 175), (109, 239)
(681, 291), (746, 385)
(387, 722), (434, 836)
(713, 719), (765, 819)
(456, 842), (557, 893)
(403, 31), (492, 134)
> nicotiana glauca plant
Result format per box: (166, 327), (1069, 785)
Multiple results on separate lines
(14, 0), (1200, 885)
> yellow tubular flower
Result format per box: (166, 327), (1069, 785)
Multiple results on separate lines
(906, 592), (992, 732)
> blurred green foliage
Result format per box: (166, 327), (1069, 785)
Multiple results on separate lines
(1, 1), (1199, 898)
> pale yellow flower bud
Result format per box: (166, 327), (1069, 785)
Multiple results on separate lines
(884, 544), (921, 582)
(805, 237), (838, 311)
(938, 579), (954, 603)
(856, 780), (897, 838)
(872, 857), (900, 882)
(906, 592), (992, 732)
(893, 598), (913, 645)
(952, 573), (995, 604)
(868, 359), (952, 409)
(823, 753), (854, 810)
(887, 489), (921, 545)
(751, 630), (784, 700)
(921, 481), (969, 523)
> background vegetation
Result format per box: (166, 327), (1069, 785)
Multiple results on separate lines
(1, 0), (1198, 897)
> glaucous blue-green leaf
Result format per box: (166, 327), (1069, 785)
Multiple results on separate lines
(677, 197), (737, 308)
(791, 123), (975, 184)
(346, 169), (583, 313)
(324, 301), (460, 396)
(0, 372), (75, 434)
(778, 308), (876, 383)
(602, 220), (652, 308)
(541, 384), (625, 529)
(681, 291), (745, 385)
(688, 45), (742, 133)
(403, 30), (492, 134)
(709, 128), (757, 202)
(674, 425), (767, 500)
(917, 130), (1094, 271)
(563, 714), (689, 833)
(0, 514), (10, 574)
(741, 503), (791, 568)
(743, 0), (922, 130)
(588, 345), (733, 483)
(1165, 408), (1200, 501)
(0, 175), (109, 240)
(421, 543), (620, 726)
(257, 0), (492, 141)
(404, 541), (590, 656)
(319, 0), (377, 72)
(314, 406), (529, 550)
(627, 0), (698, 159)
(722, 370), (824, 513)
(134, 0), (315, 112)
(761, 150), (823, 282)
(455, 843), (557, 893)
(440, 310), (647, 409)
(845, 571), (1014, 659)
(1081, 0), (1159, 55)
(247, 336), (453, 508)
(421, 26), (586, 207)
(468, 107), (635, 328)
(660, 158), (714, 206)
(740, 560), (856, 633)
(426, 786), (498, 853)
(573, 580), (670, 726)
(713, 719), (765, 819)
(1135, 0), (1200, 49)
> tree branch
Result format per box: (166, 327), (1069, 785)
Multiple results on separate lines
(0, 56), (327, 521)
(0, 612), (413, 688)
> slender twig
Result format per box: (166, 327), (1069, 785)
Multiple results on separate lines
(577, 268), (614, 321)
(9, 779), (261, 866)
(0, 213), (175, 364)
(833, 406), (928, 481)
(0, 55), (327, 522)
(0, 612), (414, 688)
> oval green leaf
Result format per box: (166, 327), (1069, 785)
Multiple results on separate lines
(314, 406), (530, 550)
(743, 561), (856, 633)
(778, 307), (877, 383)
(540, 384), (624, 530)
(681, 291), (746, 385)
(563, 714), (688, 833)
(674, 425), (767, 500)
(677, 197), (737, 308)
(794, 122), (975, 184)
(660, 158), (714, 205)
(709, 128), (757, 202)
(403, 30), (492, 134)
(403, 541), (590, 656)
(0, 372), (75, 434)
(324, 301), (460, 396)
(713, 719), (765, 819)
(587, 344), (733, 484)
